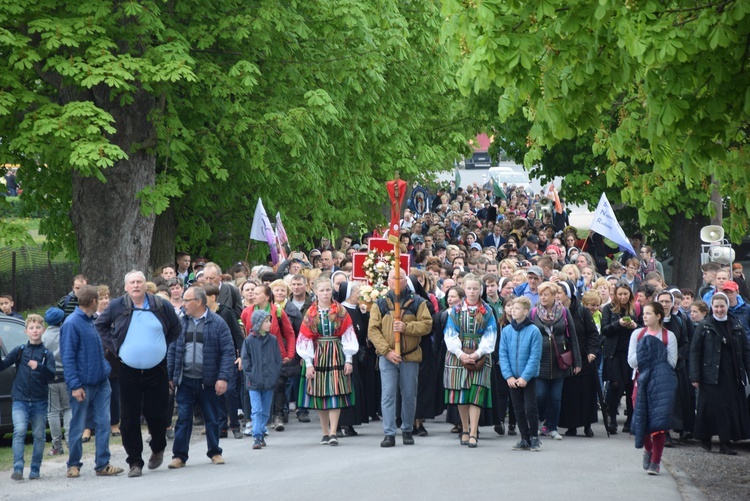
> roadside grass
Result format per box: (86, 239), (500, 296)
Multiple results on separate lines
(0, 429), (123, 472)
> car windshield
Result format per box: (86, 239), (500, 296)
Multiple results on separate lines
(0, 319), (27, 355)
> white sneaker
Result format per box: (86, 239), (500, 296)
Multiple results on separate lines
(289, 402), (297, 412)
(243, 423), (252, 436)
(238, 409), (244, 420)
(550, 430), (563, 441)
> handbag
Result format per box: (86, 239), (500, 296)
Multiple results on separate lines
(460, 347), (487, 372)
(548, 311), (573, 370)
(553, 338), (573, 370)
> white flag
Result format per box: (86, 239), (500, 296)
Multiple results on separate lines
(589, 193), (636, 256)
(250, 198), (278, 264)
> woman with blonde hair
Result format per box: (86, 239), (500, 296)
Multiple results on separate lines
(531, 282), (581, 440)
(499, 259), (518, 278)
(297, 278), (358, 446)
(443, 274), (497, 447)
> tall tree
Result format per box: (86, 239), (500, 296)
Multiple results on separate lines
(442, 0), (750, 288)
(0, 1), (468, 291)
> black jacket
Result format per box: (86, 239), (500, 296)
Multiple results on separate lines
(690, 315), (750, 386)
(602, 304), (642, 359)
(216, 304), (245, 354)
(532, 307), (582, 380)
(96, 293), (182, 355)
(218, 283), (243, 318)
(570, 303), (600, 376)
(0, 342), (56, 401)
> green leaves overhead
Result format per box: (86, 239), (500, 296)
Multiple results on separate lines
(443, 0), (750, 240)
(0, 0), (467, 262)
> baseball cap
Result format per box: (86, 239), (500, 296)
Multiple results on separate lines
(436, 242), (448, 250)
(527, 266), (544, 277)
(526, 234), (539, 243)
(723, 281), (740, 292)
(412, 235), (425, 244)
(470, 243), (482, 251)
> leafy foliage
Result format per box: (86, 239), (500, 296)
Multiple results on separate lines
(442, 0), (750, 241)
(0, 0), (469, 264)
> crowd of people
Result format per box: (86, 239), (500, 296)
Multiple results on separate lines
(2, 181), (750, 481)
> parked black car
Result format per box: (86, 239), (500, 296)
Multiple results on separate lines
(0, 315), (27, 436)
(464, 151), (492, 170)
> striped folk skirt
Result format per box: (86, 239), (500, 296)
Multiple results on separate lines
(444, 336), (492, 408)
(298, 336), (354, 410)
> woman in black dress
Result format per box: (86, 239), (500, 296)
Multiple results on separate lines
(436, 286), (464, 432)
(558, 281), (600, 437)
(690, 293), (750, 455)
(337, 281), (369, 435)
(602, 284), (641, 434)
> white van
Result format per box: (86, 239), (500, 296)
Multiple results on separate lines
(487, 166), (532, 193)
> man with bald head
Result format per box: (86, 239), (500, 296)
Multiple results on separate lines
(202, 262), (243, 317)
(96, 270), (182, 478)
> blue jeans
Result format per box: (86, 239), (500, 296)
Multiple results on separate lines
(173, 378), (222, 462)
(12, 400), (48, 475)
(536, 377), (565, 431)
(249, 390), (274, 440)
(378, 357), (418, 436)
(68, 379), (112, 471)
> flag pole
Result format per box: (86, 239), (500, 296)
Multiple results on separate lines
(393, 172), (402, 356)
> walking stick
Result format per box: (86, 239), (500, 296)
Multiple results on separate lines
(386, 172), (407, 356)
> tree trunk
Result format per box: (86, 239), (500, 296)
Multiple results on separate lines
(149, 205), (176, 274)
(668, 212), (708, 292)
(70, 89), (157, 296)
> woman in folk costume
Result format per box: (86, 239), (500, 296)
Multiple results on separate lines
(443, 273), (497, 448)
(296, 278), (359, 446)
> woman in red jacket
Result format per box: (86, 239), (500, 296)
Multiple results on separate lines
(241, 285), (295, 431)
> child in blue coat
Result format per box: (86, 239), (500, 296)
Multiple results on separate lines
(499, 297), (543, 451)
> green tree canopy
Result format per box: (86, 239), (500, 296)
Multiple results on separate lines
(0, 0), (468, 288)
(442, 0), (750, 241)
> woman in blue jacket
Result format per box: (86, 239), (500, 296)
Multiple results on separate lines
(499, 297), (543, 451)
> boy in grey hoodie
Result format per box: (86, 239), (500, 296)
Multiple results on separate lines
(42, 307), (70, 456)
(241, 310), (282, 449)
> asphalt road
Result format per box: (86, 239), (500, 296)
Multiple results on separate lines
(1, 413), (692, 501)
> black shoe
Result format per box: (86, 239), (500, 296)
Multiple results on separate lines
(343, 426), (358, 437)
(297, 413), (311, 423)
(381, 435), (396, 448)
(701, 439), (712, 452)
(584, 426), (594, 438)
(468, 435), (478, 448)
(415, 425), (428, 437)
(664, 433), (677, 448)
(320, 435), (330, 445)
(370, 415), (380, 421)
(402, 432), (415, 445)
(507, 424), (517, 436)
(494, 422), (505, 436)
(719, 443), (738, 455)
(457, 431), (468, 445)
(565, 428), (577, 437)
(219, 429), (228, 439)
(606, 420), (618, 434)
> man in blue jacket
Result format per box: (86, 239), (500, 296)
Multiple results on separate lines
(61, 285), (124, 478)
(166, 286), (235, 469)
(499, 297), (543, 452)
